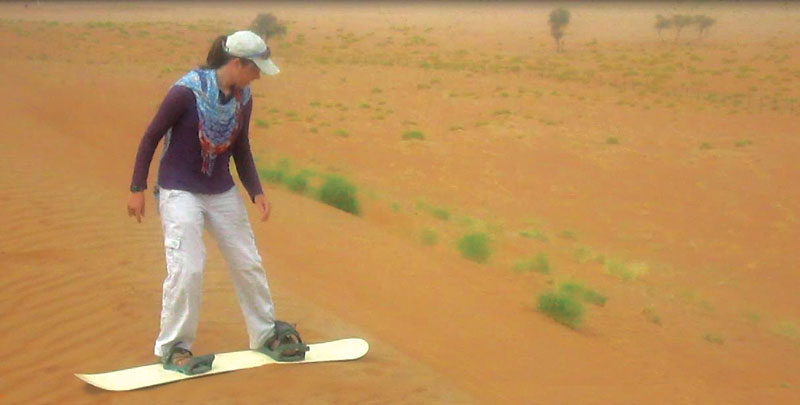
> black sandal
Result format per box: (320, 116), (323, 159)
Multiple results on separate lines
(258, 321), (308, 362)
(162, 346), (215, 375)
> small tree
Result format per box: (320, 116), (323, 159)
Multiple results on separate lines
(694, 15), (716, 40)
(250, 13), (287, 40)
(548, 8), (570, 52)
(655, 14), (673, 40)
(672, 14), (694, 42)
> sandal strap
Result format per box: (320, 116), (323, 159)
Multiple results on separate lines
(162, 345), (215, 375)
(164, 346), (193, 365)
(260, 320), (308, 361)
(181, 354), (215, 374)
(274, 321), (304, 343)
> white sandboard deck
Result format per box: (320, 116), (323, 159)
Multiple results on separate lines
(75, 338), (369, 391)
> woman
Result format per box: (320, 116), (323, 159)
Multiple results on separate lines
(128, 30), (305, 375)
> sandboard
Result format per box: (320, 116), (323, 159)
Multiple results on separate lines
(75, 338), (369, 391)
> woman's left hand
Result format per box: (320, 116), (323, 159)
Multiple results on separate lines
(254, 194), (271, 222)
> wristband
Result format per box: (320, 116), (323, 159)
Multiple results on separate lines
(130, 185), (146, 192)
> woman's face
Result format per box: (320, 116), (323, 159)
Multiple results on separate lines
(234, 58), (261, 88)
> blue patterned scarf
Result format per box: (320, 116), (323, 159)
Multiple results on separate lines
(174, 69), (251, 176)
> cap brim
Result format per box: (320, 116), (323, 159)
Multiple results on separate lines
(252, 58), (280, 75)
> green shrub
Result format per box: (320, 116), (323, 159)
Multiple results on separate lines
(605, 258), (632, 280)
(559, 230), (577, 240)
(258, 167), (285, 184)
(284, 172), (308, 193)
(775, 321), (799, 340)
(430, 207), (449, 220)
(605, 259), (648, 281)
(317, 176), (360, 215)
(402, 130), (425, 140)
(258, 158), (291, 183)
(520, 229), (548, 241)
(457, 232), (491, 263)
(415, 201), (450, 221)
(514, 253), (550, 274)
(559, 282), (607, 306)
(538, 291), (584, 329)
(572, 246), (592, 263)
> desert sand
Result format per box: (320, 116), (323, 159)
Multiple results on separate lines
(0, 1), (798, 403)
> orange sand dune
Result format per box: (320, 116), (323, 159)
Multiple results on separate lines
(1, 2), (799, 404)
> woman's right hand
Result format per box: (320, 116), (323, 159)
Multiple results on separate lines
(127, 192), (146, 223)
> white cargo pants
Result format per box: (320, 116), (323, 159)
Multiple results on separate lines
(154, 186), (275, 357)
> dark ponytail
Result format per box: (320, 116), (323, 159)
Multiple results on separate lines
(201, 35), (232, 69)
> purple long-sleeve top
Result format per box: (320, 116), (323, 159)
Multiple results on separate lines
(130, 85), (263, 202)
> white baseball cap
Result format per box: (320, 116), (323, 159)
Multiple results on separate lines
(224, 30), (280, 75)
